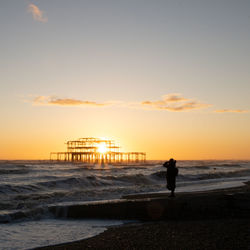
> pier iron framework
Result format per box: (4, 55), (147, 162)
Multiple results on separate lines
(50, 137), (146, 164)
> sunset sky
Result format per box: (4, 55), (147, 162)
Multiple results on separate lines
(1, 0), (250, 160)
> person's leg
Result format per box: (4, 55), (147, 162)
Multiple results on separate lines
(170, 189), (175, 197)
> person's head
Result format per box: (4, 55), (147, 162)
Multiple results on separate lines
(169, 158), (176, 165)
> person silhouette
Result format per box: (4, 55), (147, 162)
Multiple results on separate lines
(163, 158), (178, 197)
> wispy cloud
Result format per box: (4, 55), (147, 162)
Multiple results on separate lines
(214, 109), (249, 113)
(141, 93), (211, 112)
(27, 3), (48, 23)
(33, 96), (112, 107)
(31, 94), (250, 114)
(29, 93), (212, 112)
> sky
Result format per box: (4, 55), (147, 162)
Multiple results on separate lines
(0, 0), (250, 160)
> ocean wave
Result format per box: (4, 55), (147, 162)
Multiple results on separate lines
(39, 176), (114, 188)
(179, 169), (250, 181)
(0, 174), (145, 196)
(0, 183), (41, 194)
(0, 206), (50, 224)
(102, 173), (156, 185)
(0, 169), (29, 175)
(179, 164), (242, 170)
(150, 171), (166, 179)
(1, 167), (249, 197)
(36, 174), (156, 189)
(0, 164), (30, 175)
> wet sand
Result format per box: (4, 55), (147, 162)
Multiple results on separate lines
(36, 182), (250, 250)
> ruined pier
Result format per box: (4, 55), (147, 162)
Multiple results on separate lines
(50, 137), (146, 164)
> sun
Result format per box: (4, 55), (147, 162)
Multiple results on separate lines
(97, 143), (108, 154)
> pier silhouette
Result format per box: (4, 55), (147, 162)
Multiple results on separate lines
(50, 137), (146, 164)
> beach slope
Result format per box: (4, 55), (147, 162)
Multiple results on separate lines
(37, 182), (250, 250)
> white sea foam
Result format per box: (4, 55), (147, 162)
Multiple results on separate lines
(0, 219), (126, 250)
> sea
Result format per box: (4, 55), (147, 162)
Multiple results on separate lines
(1, 160), (250, 249)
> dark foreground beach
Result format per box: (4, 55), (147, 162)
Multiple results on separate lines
(36, 182), (250, 250)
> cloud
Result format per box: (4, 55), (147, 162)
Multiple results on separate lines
(30, 94), (211, 112)
(29, 94), (250, 115)
(28, 3), (48, 22)
(141, 93), (211, 112)
(214, 109), (249, 113)
(163, 93), (188, 103)
(33, 96), (111, 107)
